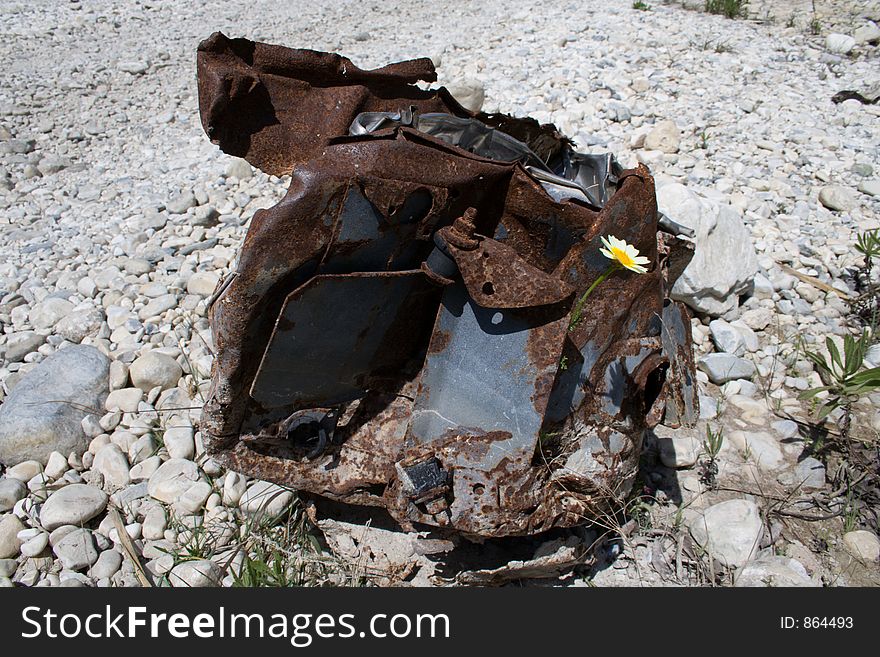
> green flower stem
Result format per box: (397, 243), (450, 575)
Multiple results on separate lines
(568, 262), (621, 330)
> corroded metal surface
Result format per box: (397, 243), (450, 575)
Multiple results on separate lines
(197, 32), (698, 538)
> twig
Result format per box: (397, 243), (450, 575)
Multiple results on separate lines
(109, 507), (153, 587)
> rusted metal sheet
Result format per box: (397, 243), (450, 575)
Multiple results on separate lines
(197, 33), (698, 539)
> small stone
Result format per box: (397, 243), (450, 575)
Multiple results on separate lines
(728, 430), (784, 470)
(93, 444), (131, 487)
(697, 354), (756, 384)
(142, 506), (167, 541)
(129, 455), (161, 482)
(164, 426), (195, 460)
(644, 119), (680, 153)
(89, 549), (122, 579)
(709, 319), (745, 356)
(55, 308), (104, 343)
(174, 481), (213, 515)
(3, 331), (46, 362)
(169, 559), (221, 587)
(39, 484), (108, 531)
(853, 22), (880, 44)
(20, 532), (49, 557)
(222, 471), (248, 506)
(446, 79), (485, 113)
(186, 271), (220, 297)
(658, 435), (701, 468)
(735, 556), (816, 587)
(105, 387), (143, 412)
(858, 180), (880, 197)
(53, 528), (99, 570)
(825, 33), (856, 54)
(778, 457), (825, 490)
(137, 294), (177, 321)
(29, 297), (74, 330)
(0, 478), (27, 512)
(225, 158), (252, 180)
(842, 530), (880, 561)
(166, 192), (197, 214)
(239, 480), (294, 518)
(819, 185), (857, 212)
(109, 360), (130, 391)
(118, 60), (149, 75)
(689, 499), (763, 568)
(6, 460), (43, 481)
(129, 351), (182, 392)
(0, 514), (26, 558)
(192, 205), (220, 227)
(147, 459), (204, 504)
(44, 451), (69, 479)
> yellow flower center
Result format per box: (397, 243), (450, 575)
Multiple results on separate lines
(611, 246), (634, 268)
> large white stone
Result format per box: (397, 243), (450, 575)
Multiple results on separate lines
(147, 459), (204, 504)
(129, 351), (182, 392)
(689, 499), (763, 567)
(656, 183), (757, 316)
(39, 484), (108, 531)
(0, 345), (110, 466)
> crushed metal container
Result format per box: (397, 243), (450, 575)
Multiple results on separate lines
(196, 32), (699, 538)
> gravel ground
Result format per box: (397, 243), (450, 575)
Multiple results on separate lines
(0, 0), (879, 587)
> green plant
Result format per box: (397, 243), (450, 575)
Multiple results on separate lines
(799, 330), (880, 438)
(700, 424), (724, 488)
(632, 1), (652, 10)
(704, 0), (749, 19)
(855, 228), (880, 272)
(809, 17), (821, 34)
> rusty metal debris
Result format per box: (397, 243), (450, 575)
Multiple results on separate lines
(196, 32), (699, 539)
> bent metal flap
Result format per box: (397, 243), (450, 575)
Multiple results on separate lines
(196, 33), (698, 538)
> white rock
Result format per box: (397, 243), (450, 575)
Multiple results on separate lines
(53, 528), (99, 570)
(735, 556), (816, 587)
(709, 319), (745, 356)
(129, 351), (182, 392)
(147, 459), (204, 504)
(818, 185), (856, 212)
(0, 479), (27, 513)
(656, 183), (757, 316)
(842, 530), (880, 561)
(239, 480), (294, 518)
(164, 426), (195, 460)
(20, 531), (49, 557)
(0, 514), (26, 558)
(853, 22), (880, 44)
(825, 33), (855, 55)
(105, 387), (143, 412)
(55, 308), (104, 343)
(6, 460), (43, 481)
(689, 499), (763, 568)
(658, 434), (701, 468)
(169, 559), (221, 587)
(445, 79), (485, 112)
(858, 179), (880, 197)
(29, 297), (74, 330)
(130, 455), (162, 482)
(2, 331), (46, 362)
(644, 119), (680, 153)
(697, 353), (756, 384)
(728, 430), (784, 470)
(93, 444), (131, 487)
(187, 271), (220, 297)
(222, 471), (248, 506)
(39, 484), (108, 531)
(142, 506), (167, 541)
(89, 549), (122, 579)
(174, 481), (213, 515)
(44, 450), (69, 479)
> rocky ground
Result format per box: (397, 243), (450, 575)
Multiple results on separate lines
(1, 0), (879, 587)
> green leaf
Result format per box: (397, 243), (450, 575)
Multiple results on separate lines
(798, 386), (830, 400)
(817, 399), (841, 421)
(826, 337), (843, 374)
